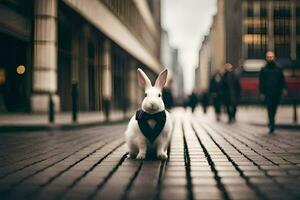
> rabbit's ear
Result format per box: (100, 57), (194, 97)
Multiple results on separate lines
(137, 68), (152, 88)
(154, 69), (168, 90)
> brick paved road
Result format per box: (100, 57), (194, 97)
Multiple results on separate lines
(0, 108), (299, 200)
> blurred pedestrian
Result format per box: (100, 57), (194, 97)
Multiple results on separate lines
(187, 91), (198, 113)
(259, 51), (287, 133)
(209, 71), (223, 121)
(221, 63), (241, 123)
(162, 79), (174, 110)
(200, 91), (209, 114)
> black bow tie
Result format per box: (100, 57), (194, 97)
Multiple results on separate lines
(136, 109), (166, 121)
(135, 109), (166, 144)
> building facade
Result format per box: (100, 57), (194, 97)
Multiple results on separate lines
(241, 0), (300, 71)
(0, 0), (162, 113)
(195, 35), (211, 93)
(210, 0), (226, 75)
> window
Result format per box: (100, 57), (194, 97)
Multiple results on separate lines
(260, 8), (267, 18)
(274, 2), (291, 59)
(112, 45), (129, 111)
(243, 1), (267, 60)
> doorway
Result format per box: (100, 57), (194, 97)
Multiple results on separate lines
(0, 32), (29, 112)
(57, 11), (72, 111)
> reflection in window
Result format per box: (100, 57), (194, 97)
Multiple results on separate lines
(243, 1), (267, 59)
(274, 2), (290, 58)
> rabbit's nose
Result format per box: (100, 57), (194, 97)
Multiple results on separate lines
(150, 103), (158, 110)
(150, 103), (155, 108)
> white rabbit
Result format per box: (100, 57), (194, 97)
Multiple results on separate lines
(125, 68), (172, 160)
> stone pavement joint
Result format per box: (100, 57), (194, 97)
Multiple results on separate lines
(85, 152), (128, 199)
(182, 119), (195, 200)
(199, 122), (267, 199)
(28, 140), (125, 199)
(0, 109), (299, 200)
(191, 120), (230, 200)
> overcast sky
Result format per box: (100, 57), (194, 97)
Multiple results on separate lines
(161, 0), (217, 94)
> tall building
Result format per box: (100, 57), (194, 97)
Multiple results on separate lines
(224, 0), (242, 69)
(195, 35), (211, 93)
(161, 30), (173, 74)
(170, 49), (185, 104)
(210, 0), (226, 75)
(161, 30), (185, 104)
(0, 0), (162, 113)
(195, 0), (225, 93)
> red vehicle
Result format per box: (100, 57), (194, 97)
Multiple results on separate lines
(239, 63), (300, 104)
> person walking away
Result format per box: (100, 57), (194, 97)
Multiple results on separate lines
(259, 51), (287, 133)
(162, 76), (174, 111)
(162, 86), (174, 110)
(200, 91), (209, 114)
(187, 91), (198, 113)
(221, 63), (241, 123)
(209, 71), (223, 121)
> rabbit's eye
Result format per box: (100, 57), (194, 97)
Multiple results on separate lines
(158, 94), (161, 97)
(145, 93), (147, 97)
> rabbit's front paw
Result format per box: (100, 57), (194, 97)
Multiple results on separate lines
(157, 152), (168, 160)
(127, 153), (136, 159)
(136, 152), (146, 160)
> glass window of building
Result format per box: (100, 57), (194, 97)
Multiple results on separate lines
(274, 1), (291, 58)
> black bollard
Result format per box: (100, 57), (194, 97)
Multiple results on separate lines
(293, 101), (298, 123)
(72, 81), (78, 122)
(103, 99), (110, 122)
(48, 93), (55, 123)
(291, 61), (298, 123)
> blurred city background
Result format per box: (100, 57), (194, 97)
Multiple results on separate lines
(0, 0), (299, 125)
(1, 1), (300, 200)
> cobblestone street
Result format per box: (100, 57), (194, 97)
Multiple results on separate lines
(0, 108), (299, 200)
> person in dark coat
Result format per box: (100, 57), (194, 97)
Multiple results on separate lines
(221, 63), (241, 123)
(200, 91), (209, 114)
(259, 51), (287, 133)
(162, 87), (174, 110)
(162, 78), (174, 110)
(209, 71), (223, 121)
(187, 91), (198, 113)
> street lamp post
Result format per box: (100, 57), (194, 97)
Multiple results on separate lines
(48, 93), (55, 123)
(292, 61), (298, 123)
(72, 81), (78, 123)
